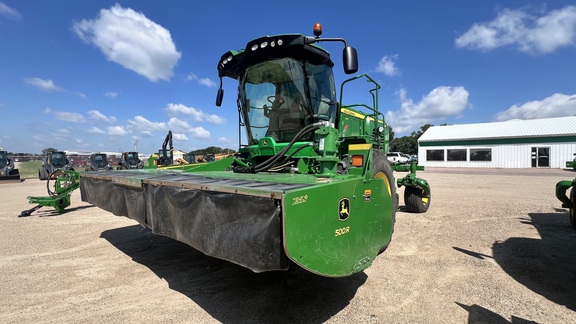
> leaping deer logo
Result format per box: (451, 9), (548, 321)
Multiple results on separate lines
(339, 198), (350, 221)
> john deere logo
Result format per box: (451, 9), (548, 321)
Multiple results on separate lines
(339, 198), (350, 221)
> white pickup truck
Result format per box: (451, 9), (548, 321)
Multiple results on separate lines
(387, 152), (410, 164)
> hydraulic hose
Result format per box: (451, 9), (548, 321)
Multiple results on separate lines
(254, 122), (324, 172)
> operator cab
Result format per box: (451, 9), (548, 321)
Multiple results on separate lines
(242, 58), (337, 143)
(216, 23), (357, 146)
(0, 151), (8, 169)
(50, 151), (68, 168)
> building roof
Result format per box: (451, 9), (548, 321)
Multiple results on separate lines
(419, 116), (576, 142)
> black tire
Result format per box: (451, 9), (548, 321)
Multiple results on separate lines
(570, 188), (576, 229)
(372, 150), (397, 254)
(404, 186), (431, 213)
(38, 168), (47, 180)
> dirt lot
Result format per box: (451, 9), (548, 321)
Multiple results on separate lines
(1, 168), (576, 323)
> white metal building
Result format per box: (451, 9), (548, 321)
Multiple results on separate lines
(417, 116), (576, 169)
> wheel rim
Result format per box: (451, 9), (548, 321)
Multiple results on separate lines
(375, 172), (392, 196)
(422, 191), (430, 205)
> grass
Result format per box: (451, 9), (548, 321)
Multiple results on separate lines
(15, 161), (42, 179)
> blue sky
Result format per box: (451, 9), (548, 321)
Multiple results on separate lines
(1, 1), (576, 154)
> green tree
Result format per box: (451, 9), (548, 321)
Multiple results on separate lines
(390, 136), (418, 154)
(410, 123), (433, 140)
(42, 147), (58, 156)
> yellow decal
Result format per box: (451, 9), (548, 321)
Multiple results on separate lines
(341, 108), (384, 123)
(292, 195), (308, 205)
(349, 143), (372, 151)
(335, 226), (350, 236)
(364, 189), (372, 202)
(341, 108), (366, 119)
(339, 198), (350, 221)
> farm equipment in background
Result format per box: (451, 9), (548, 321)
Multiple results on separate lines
(117, 152), (144, 170)
(20, 170), (80, 216)
(156, 130), (174, 167)
(39, 151), (74, 180)
(84, 153), (112, 172)
(555, 178), (576, 229)
(566, 153), (576, 170)
(392, 160), (431, 213)
(0, 149), (20, 182)
(78, 23), (431, 277)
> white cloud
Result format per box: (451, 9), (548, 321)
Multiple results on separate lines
(495, 93), (576, 121)
(386, 86), (469, 134)
(165, 103), (225, 125)
(44, 107), (86, 123)
(185, 73), (216, 87)
(167, 117), (192, 132)
(0, 2), (21, 19)
(127, 115), (166, 131)
(455, 6), (576, 53)
(173, 133), (189, 141)
(88, 110), (117, 123)
(376, 55), (401, 76)
(105, 91), (118, 98)
(166, 117), (211, 139)
(87, 126), (105, 134)
(189, 127), (210, 139)
(24, 77), (63, 92)
(198, 78), (217, 87)
(72, 4), (182, 82)
(108, 125), (128, 136)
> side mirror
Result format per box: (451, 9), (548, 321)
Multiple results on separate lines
(343, 46), (358, 74)
(216, 88), (224, 107)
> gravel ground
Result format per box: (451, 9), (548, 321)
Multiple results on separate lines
(1, 168), (575, 323)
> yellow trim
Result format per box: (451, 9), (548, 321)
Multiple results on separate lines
(341, 108), (384, 124)
(374, 172), (392, 196)
(349, 144), (372, 150)
(341, 108), (365, 119)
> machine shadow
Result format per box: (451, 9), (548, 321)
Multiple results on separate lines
(100, 225), (366, 323)
(455, 302), (537, 324)
(492, 211), (576, 311)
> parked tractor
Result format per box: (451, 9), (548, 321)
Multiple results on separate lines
(39, 151), (74, 180)
(0, 150), (20, 182)
(566, 153), (576, 170)
(555, 179), (576, 229)
(117, 152), (144, 170)
(84, 153), (111, 172)
(78, 24), (431, 277)
(156, 130), (174, 167)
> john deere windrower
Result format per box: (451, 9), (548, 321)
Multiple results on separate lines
(77, 23), (431, 277)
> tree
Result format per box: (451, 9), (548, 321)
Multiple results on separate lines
(42, 148), (58, 156)
(410, 123), (433, 140)
(390, 136), (418, 154)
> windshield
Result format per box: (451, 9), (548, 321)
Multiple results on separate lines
(50, 152), (66, 168)
(240, 58), (337, 144)
(126, 153), (139, 164)
(93, 154), (108, 167)
(0, 153), (7, 168)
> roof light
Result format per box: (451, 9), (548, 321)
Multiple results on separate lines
(251, 44), (258, 51)
(260, 41), (268, 49)
(277, 39), (283, 46)
(313, 23), (322, 37)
